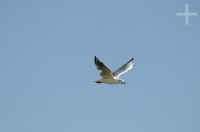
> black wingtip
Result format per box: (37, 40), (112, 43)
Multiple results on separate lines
(94, 56), (98, 60)
(94, 56), (98, 63)
(94, 56), (104, 68)
(94, 56), (100, 65)
(129, 58), (134, 62)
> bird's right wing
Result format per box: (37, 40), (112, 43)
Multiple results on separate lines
(94, 56), (113, 79)
(112, 58), (134, 78)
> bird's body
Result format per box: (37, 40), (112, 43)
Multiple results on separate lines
(94, 56), (134, 84)
(96, 78), (122, 84)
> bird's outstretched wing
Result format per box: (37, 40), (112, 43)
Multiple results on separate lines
(94, 56), (113, 79)
(112, 58), (134, 78)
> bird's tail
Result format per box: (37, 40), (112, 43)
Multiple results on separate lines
(93, 81), (102, 83)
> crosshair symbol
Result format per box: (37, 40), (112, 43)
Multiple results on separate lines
(176, 3), (198, 25)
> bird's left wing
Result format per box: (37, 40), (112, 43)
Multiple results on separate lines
(94, 56), (113, 79)
(112, 58), (134, 78)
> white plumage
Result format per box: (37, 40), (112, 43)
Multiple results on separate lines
(94, 56), (134, 84)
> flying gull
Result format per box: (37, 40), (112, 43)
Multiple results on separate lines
(94, 56), (134, 84)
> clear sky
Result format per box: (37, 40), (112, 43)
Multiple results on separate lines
(0, 0), (199, 132)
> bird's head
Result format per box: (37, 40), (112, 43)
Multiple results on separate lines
(119, 79), (126, 84)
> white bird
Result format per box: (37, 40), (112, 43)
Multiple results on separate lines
(94, 56), (134, 84)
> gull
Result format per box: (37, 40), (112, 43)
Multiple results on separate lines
(94, 56), (134, 84)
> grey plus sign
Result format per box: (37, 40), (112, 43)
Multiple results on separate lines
(176, 3), (198, 25)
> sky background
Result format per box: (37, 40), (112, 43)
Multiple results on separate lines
(0, 0), (200, 132)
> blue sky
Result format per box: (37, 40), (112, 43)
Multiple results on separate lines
(0, 0), (200, 132)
